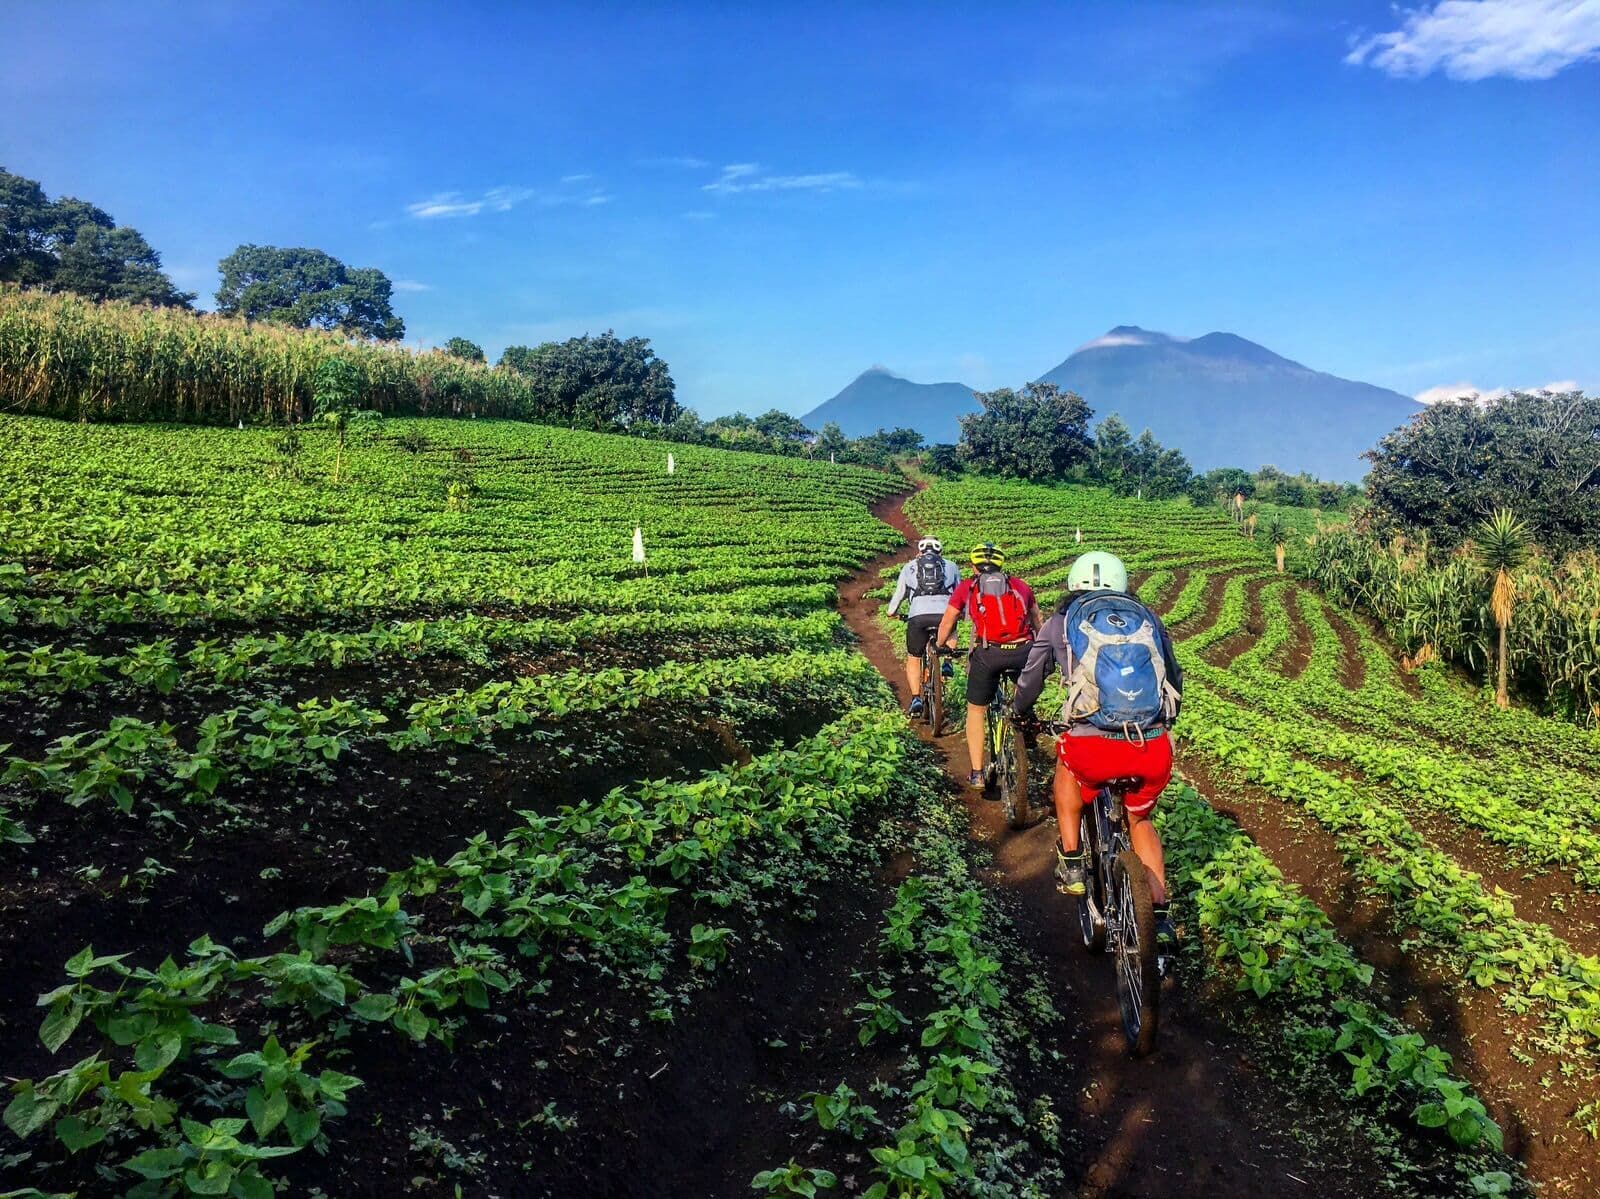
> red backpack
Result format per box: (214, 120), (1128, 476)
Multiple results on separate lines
(968, 571), (1029, 645)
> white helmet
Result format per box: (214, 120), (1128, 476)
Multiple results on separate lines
(917, 537), (942, 554)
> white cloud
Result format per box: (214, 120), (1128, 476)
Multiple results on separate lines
(391, 279), (431, 293)
(406, 186), (534, 219)
(406, 182), (608, 219)
(1415, 379), (1583, 403)
(638, 155), (710, 169)
(1347, 0), (1600, 80)
(703, 163), (862, 195)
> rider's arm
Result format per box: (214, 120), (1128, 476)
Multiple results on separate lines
(1012, 611), (1064, 716)
(886, 565), (910, 618)
(935, 577), (968, 646)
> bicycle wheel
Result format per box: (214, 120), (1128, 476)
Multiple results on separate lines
(921, 647), (943, 736)
(1112, 850), (1160, 1056)
(1077, 811), (1107, 952)
(1001, 720), (1029, 828)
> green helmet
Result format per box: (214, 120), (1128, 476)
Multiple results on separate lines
(1066, 550), (1127, 594)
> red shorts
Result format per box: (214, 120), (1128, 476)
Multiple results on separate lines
(1056, 730), (1173, 818)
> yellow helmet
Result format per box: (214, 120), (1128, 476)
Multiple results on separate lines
(969, 542), (1005, 568)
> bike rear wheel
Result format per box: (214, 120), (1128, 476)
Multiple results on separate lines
(925, 650), (944, 736)
(1000, 720), (1029, 828)
(1112, 850), (1159, 1056)
(1077, 812), (1107, 952)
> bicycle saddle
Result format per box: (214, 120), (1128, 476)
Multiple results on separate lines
(1105, 776), (1145, 793)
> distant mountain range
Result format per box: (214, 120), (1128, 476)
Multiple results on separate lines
(800, 368), (978, 445)
(801, 327), (1420, 480)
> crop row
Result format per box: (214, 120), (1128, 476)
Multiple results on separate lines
(1180, 684), (1600, 1056)
(5, 707), (923, 1198)
(0, 609), (844, 701)
(1, 650), (884, 839)
(1157, 783), (1504, 1152)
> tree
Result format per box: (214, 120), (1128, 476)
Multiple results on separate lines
(814, 421), (849, 462)
(443, 337), (485, 362)
(753, 409), (813, 443)
(1, 166), (192, 305)
(1473, 508), (1529, 710)
(958, 382), (1092, 481)
(923, 443), (963, 477)
(1365, 391), (1600, 556)
(53, 224), (193, 306)
(1091, 415), (1133, 488)
(215, 245), (404, 340)
(497, 331), (677, 429)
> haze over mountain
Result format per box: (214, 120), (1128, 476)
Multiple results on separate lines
(801, 368), (977, 445)
(806, 328), (1420, 481)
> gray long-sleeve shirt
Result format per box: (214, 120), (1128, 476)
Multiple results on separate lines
(887, 556), (961, 619)
(1014, 600), (1183, 725)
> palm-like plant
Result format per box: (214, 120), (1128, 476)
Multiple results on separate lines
(1473, 508), (1530, 709)
(1266, 515), (1287, 573)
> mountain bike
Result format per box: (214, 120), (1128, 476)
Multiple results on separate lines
(982, 675), (1030, 829)
(1071, 765), (1162, 1056)
(918, 641), (956, 736)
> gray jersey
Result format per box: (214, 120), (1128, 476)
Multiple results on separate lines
(888, 556), (961, 619)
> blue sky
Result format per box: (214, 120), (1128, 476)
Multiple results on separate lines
(4, 0), (1598, 416)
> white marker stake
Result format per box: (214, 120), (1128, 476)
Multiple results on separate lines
(667, 452), (676, 475)
(632, 526), (645, 563)
(1075, 527), (1082, 544)
(830, 452), (835, 464)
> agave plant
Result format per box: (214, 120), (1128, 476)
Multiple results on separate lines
(1266, 515), (1287, 573)
(1473, 508), (1530, 709)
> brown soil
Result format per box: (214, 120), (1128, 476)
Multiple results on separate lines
(1202, 575), (1271, 669)
(1278, 582), (1314, 679)
(839, 494), (1389, 1198)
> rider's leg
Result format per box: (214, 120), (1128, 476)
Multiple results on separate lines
(964, 703), (986, 773)
(1053, 759), (1083, 851)
(904, 654), (922, 699)
(1127, 811), (1169, 905)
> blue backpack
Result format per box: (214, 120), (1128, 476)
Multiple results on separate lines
(1062, 593), (1179, 734)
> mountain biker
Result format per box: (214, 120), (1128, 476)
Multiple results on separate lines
(1013, 550), (1183, 945)
(886, 536), (961, 714)
(935, 543), (1044, 788)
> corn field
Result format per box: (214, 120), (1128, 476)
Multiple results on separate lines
(1307, 525), (1600, 724)
(0, 287), (548, 424)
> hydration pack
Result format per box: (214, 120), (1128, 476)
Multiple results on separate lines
(1062, 593), (1179, 733)
(913, 550), (951, 598)
(969, 571), (1029, 645)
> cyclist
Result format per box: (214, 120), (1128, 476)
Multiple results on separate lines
(886, 536), (961, 714)
(1013, 550), (1183, 943)
(935, 543), (1044, 788)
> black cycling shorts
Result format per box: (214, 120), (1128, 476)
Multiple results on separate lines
(965, 642), (1030, 706)
(905, 613), (944, 656)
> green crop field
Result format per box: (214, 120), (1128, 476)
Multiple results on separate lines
(1, 416), (1595, 1199)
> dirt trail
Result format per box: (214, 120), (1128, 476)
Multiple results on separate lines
(841, 493), (1379, 1198)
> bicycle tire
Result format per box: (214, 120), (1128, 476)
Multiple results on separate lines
(1001, 720), (1029, 828)
(927, 656), (944, 736)
(1077, 811), (1107, 952)
(1112, 850), (1160, 1056)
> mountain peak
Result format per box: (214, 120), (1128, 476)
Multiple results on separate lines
(1037, 327), (1417, 479)
(1075, 326), (1186, 353)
